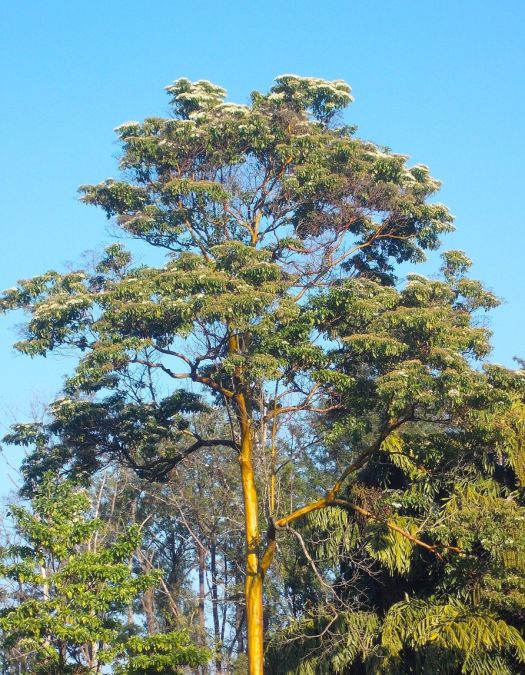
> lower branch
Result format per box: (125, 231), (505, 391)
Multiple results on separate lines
(268, 497), (461, 561)
(331, 499), (462, 557)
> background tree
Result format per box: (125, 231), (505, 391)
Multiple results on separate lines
(7, 409), (248, 670)
(0, 474), (210, 674)
(101, 447), (248, 672)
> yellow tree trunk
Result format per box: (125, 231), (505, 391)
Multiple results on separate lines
(237, 392), (265, 675)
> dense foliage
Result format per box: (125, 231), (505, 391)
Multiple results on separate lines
(1, 76), (524, 673)
(0, 475), (210, 673)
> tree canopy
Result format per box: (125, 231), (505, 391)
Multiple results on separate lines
(1, 75), (524, 674)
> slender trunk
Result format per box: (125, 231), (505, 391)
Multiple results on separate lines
(197, 544), (208, 675)
(210, 540), (222, 672)
(235, 601), (245, 655)
(198, 544), (206, 642)
(127, 496), (138, 628)
(238, 395), (264, 675)
(86, 640), (99, 672)
(164, 530), (182, 627)
(221, 554), (227, 646)
(227, 571), (245, 658)
(58, 641), (67, 672)
(142, 586), (156, 635)
(40, 565), (51, 648)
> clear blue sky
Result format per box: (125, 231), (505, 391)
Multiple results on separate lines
(1, 1), (524, 487)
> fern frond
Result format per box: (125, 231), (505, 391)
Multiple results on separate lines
(365, 516), (419, 576)
(381, 598), (525, 672)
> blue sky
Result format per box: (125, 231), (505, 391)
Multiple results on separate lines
(1, 1), (524, 487)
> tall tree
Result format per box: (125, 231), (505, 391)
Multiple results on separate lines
(2, 75), (521, 673)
